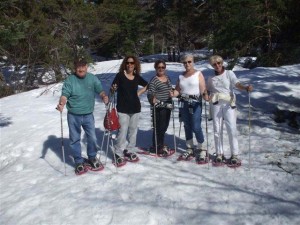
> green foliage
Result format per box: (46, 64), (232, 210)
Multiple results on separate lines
(0, 86), (14, 98)
(95, 0), (150, 57)
(256, 43), (300, 67)
(0, 0), (299, 96)
(0, 0), (103, 91)
(208, 0), (299, 67)
(141, 39), (154, 56)
(210, 0), (262, 58)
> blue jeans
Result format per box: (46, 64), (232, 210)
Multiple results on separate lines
(67, 112), (97, 164)
(179, 100), (204, 144)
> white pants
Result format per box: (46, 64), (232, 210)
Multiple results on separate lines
(212, 100), (239, 156)
(115, 112), (140, 152)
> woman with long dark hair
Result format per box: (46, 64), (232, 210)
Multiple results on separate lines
(111, 56), (148, 165)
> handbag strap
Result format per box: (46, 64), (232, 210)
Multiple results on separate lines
(112, 91), (117, 108)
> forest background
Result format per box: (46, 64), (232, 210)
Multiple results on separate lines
(1, 0), (299, 97)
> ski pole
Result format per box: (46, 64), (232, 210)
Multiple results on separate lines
(99, 131), (106, 163)
(178, 112), (182, 138)
(178, 98), (182, 137)
(60, 112), (67, 176)
(96, 99), (112, 164)
(103, 102), (111, 165)
(101, 130), (109, 166)
(204, 100), (209, 169)
(110, 133), (118, 173)
(172, 100), (177, 153)
(102, 91), (113, 166)
(248, 91), (251, 170)
(106, 91), (120, 171)
(153, 104), (158, 157)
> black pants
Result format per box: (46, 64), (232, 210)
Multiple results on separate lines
(152, 107), (171, 150)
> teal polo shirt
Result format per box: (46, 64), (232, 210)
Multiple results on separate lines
(62, 73), (103, 115)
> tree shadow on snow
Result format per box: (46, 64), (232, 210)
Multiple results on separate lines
(0, 114), (13, 127)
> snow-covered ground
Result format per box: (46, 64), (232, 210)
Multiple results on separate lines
(1, 53), (300, 225)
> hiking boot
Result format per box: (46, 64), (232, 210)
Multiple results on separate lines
(199, 150), (207, 161)
(86, 157), (103, 171)
(230, 155), (239, 165)
(194, 149), (206, 163)
(114, 153), (125, 166)
(215, 154), (223, 163)
(149, 146), (166, 155)
(160, 145), (170, 156)
(123, 149), (138, 161)
(180, 148), (194, 160)
(75, 163), (87, 175)
(194, 149), (200, 161)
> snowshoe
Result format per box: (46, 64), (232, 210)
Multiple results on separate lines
(195, 149), (209, 164)
(113, 153), (126, 167)
(227, 155), (242, 168)
(123, 149), (139, 162)
(177, 148), (194, 161)
(137, 146), (175, 157)
(84, 157), (104, 172)
(75, 163), (88, 175)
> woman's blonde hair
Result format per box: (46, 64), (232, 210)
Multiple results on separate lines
(209, 55), (223, 66)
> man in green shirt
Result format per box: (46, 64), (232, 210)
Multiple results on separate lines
(57, 58), (108, 175)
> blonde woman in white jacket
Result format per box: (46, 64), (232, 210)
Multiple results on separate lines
(207, 55), (253, 165)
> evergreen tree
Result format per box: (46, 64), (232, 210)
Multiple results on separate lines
(1, 0), (103, 90)
(95, 0), (150, 57)
(1, 0), (299, 97)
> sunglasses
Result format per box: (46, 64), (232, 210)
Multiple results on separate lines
(212, 61), (222, 66)
(126, 61), (135, 65)
(183, 61), (192, 65)
(157, 66), (165, 70)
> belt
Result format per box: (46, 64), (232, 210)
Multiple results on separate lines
(178, 94), (201, 102)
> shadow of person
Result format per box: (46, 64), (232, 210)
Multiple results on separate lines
(136, 129), (186, 153)
(136, 129), (152, 148)
(40, 135), (73, 170)
(83, 128), (187, 163)
(80, 128), (116, 163)
(164, 133), (186, 153)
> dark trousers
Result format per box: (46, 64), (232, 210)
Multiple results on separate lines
(152, 107), (171, 149)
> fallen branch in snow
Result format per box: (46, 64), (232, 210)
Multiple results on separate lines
(37, 83), (60, 97)
(265, 150), (300, 175)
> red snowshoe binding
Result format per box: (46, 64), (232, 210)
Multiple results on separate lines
(227, 155), (242, 168)
(84, 157), (104, 172)
(113, 153), (127, 167)
(212, 154), (227, 167)
(75, 163), (88, 175)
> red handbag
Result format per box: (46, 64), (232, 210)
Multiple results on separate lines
(103, 93), (120, 131)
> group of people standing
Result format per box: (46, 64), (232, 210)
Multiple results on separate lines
(57, 54), (253, 175)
